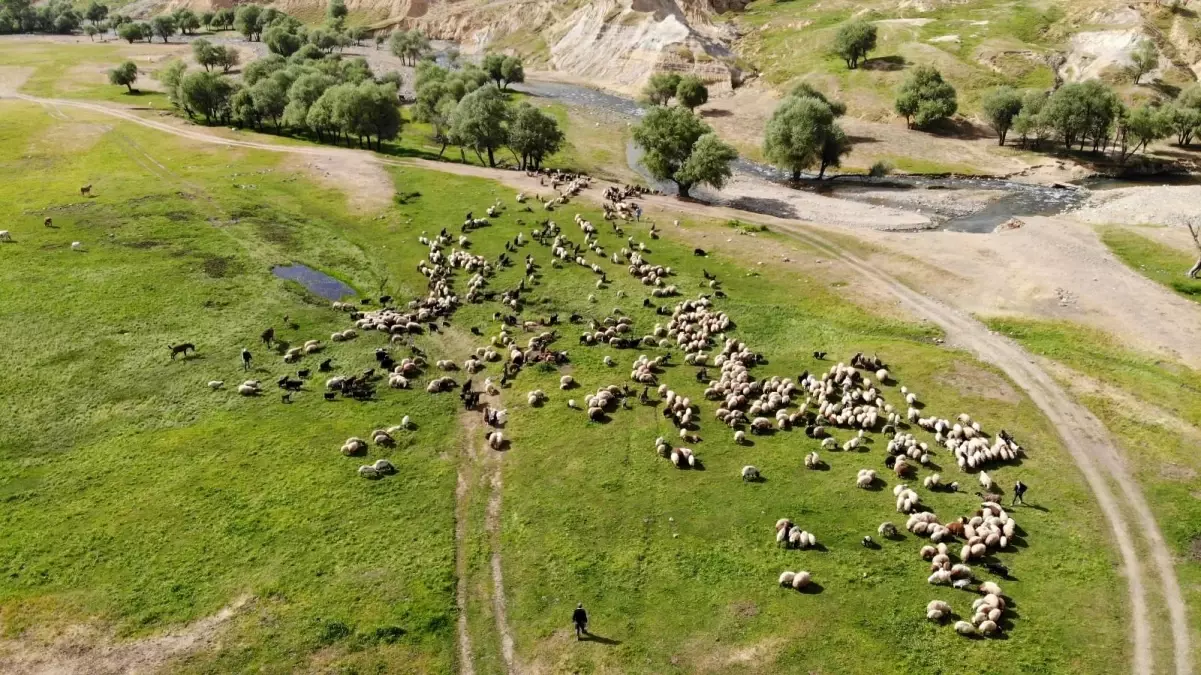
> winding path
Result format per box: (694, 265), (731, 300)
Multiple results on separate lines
(7, 92), (1190, 675)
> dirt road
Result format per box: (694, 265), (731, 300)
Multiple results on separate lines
(6, 93), (1189, 675)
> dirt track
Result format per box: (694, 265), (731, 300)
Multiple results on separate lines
(6, 93), (1190, 675)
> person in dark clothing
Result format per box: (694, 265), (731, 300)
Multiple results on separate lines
(241, 348), (252, 371)
(572, 603), (589, 640)
(1012, 480), (1028, 506)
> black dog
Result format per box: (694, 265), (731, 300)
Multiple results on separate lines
(168, 343), (196, 360)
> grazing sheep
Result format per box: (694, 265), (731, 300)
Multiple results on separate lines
(71, 241), (83, 251)
(741, 465), (760, 481)
(237, 383), (259, 396)
(979, 471), (994, 490)
(372, 458), (396, 474)
(0, 230), (10, 242)
(979, 581), (1002, 597)
(560, 375), (574, 390)
(341, 437), (368, 456)
(927, 600), (952, 621)
(778, 571), (795, 587)
(954, 620), (976, 636)
(358, 465), (380, 479)
(804, 452), (820, 469)
(856, 468), (876, 489)
(790, 571), (811, 590)
(734, 430), (746, 444)
(208, 380), (224, 390)
(878, 522), (897, 538)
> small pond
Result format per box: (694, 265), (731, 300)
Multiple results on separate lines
(272, 264), (355, 301)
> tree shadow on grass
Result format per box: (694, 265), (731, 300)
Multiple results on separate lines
(862, 55), (906, 71)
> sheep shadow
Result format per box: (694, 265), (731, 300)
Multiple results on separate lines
(736, 439), (755, 448)
(807, 462), (830, 471)
(862, 55), (906, 71)
(861, 539), (881, 550)
(796, 582), (824, 595)
(742, 475), (767, 484)
(861, 478), (885, 492)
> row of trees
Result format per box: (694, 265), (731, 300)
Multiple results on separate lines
(0, 0), (89, 35)
(980, 80), (1201, 161)
(412, 60), (563, 169)
(154, 47), (403, 149)
(642, 72), (710, 110)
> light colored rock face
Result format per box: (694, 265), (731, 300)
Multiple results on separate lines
(1060, 29), (1145, 82)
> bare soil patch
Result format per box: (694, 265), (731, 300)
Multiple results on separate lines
(934, 360), (1021, 403)
(0, 595), (252, 675)
(288, 151), (395, 214)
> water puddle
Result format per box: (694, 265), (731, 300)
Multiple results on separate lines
(272, 264), (355, 301)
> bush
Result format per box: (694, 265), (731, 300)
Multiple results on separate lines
(108, 60), (138, 93)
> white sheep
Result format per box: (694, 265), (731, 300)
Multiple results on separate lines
(779, 571), (795, 587)
(559, 375), (574, 390)
(741, 465), (760, 481)
(979, 471), (994, 490)
(358, 465), (380, 479)
(790, 570), (811, 590)
(0, 230), (10, 242)
(803, 452), (820, 469)
(71, 241), (83, 251)
(954, 620), (976, 636)
(207, 380), (224, 390)
(927, 600), (952, 621)
(237, 383), (258, 396)
(734, 430), (746, 444)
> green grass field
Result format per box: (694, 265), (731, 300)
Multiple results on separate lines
(983, 316), (1201, 664)
(0, 89), (1136, 673)
(1100, 225), (1201, 301)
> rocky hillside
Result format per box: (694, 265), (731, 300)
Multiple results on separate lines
(361, 0), (751, 94)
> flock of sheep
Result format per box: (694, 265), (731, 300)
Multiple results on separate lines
(199, 179), (1030, 640)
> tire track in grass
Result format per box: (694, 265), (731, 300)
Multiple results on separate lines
(14, 92), (1189, 674)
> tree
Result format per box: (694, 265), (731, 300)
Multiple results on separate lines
(192, 38), (219, 70)
(212, 7), (234, 30)
(895, 65), (957, 129)
(180, 70), (233, 122)
(309, 28), (337, 53)
(116, 21), (143, 43)
(981, 86), (1024, 146)
(507, 102), (564, 169)
(356, 81), (403, 149)
(135, 21), (152, 42)
(149, 15), (175, 42)
(234, 4), (262, 40)
(264, 24), (302, 56)
(285, 72), (335, 129)
(449, 86), (510, 166)
(200, 11), (214, 27)
(326, 0), (347, 25)
(817, 125), (851, 179)
(250, 78), (287, 131)
(84, 24), (97, 40)
(215, 45), (239, 73)
(1131, 39), (1159, 84)
(675, 75), (708, 110)
(374, 33), (385, 50)
(1113, 104), (1166, 162)
(833, 20), (877, 69)
(676, 133), (738, 194)
(348, 26), (366, 45)
(481, 54), (524, 90)
(242, 54), (285, 86)
(84, 1), (107, 25)
(632, 105), (737, 198)
(1011, 90), (1050, 149)
(1186, 218), (1201, 279)
(108, 60), (137, 93)
(643, 72), (681, 105)
(157, 59), (187, 108)
(763, 95), (838, 181)
(389, 29), (429, 66)
(789, 82), (846, 116)
(1042, 80), (1121, 151)
(500, 55), (525, 90)
(1165, 85), (1201, 146)
(174, 8), (199, 34)
(291, 43), (324, 62)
